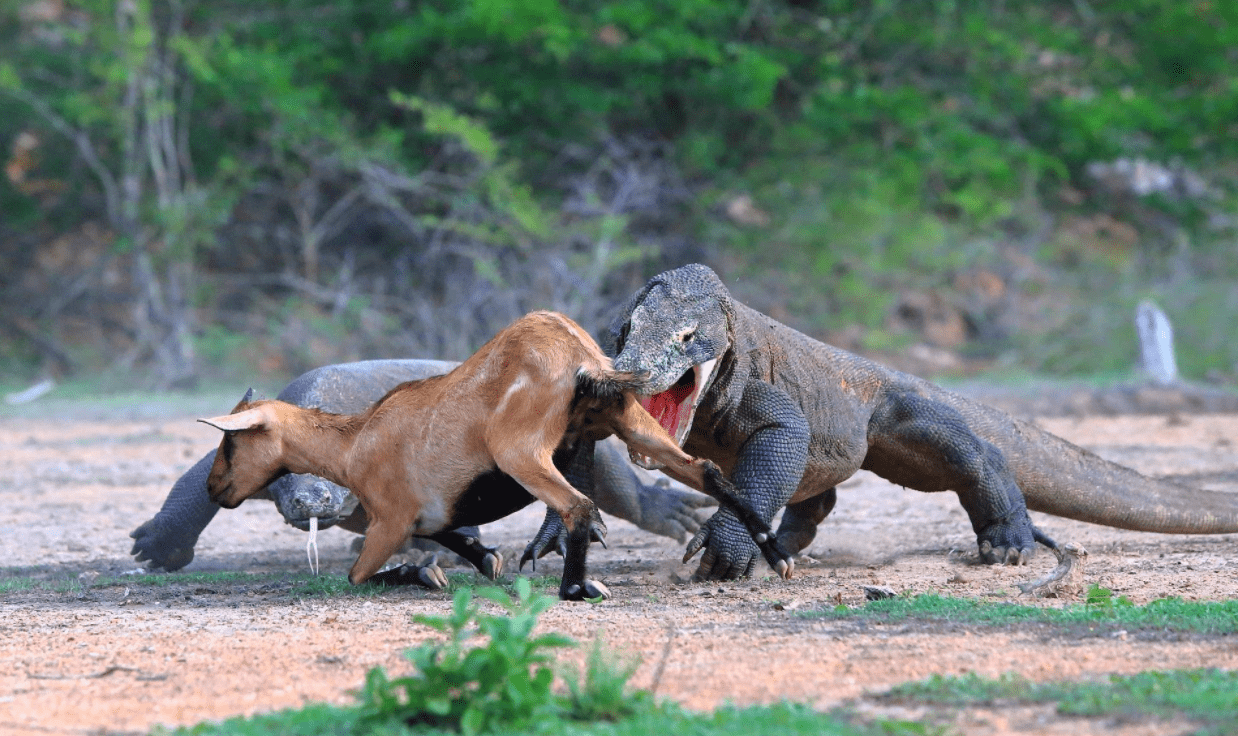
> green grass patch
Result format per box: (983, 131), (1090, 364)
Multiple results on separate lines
(286, 572), (561, 600)
(888, 669), (1238, 735)
(103, 571), (273, 589)
(20, 568), (560, 601)
(807, 588), (1238, 635)
(0, 578), (37, 594)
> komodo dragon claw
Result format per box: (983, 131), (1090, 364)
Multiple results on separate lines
(683, 506), (794, 581)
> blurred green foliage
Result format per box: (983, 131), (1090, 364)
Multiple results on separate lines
(1, 0), (1236, 380)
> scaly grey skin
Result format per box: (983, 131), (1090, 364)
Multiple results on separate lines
(129, 360), (715, 572)
(602, 263), (1238, 581)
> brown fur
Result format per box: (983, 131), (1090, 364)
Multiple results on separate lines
(200, 311), (735, 595)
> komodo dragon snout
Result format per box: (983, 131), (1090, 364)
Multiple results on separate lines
(267, 474), (352, 530)
(610, 271), (728, 455)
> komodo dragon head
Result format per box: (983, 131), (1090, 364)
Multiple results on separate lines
(606, 263), (730, 454)
(268, 474), (354, 530)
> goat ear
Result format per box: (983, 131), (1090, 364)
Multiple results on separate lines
(198, 407), (266, 433)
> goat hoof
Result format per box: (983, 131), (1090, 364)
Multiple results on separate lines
(418, 554), (448, 590)
(561, 580), (610, 601)
(583, 580), (610, 600)
(774, 558), (793, 580)
(482, 552), (503, 580)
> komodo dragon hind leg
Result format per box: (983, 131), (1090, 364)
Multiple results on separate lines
(774, 489), (837, 555)
(864, 391), (1038, 565)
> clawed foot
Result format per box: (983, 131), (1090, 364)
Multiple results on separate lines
(683, 507), (793, 581)
(129, 519), (195, 572)
(560, 579), (610, 601)
(695, 465), (792, 579)
(976, 514), (1043, 566)
(978, 540), (1034, 565)
(367, 553), (449, 589)
(639, 479), (717, 543)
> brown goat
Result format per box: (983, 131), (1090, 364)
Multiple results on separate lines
(199, 311), (790, 600)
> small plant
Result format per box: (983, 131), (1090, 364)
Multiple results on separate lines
(563, 636), (647, 722)
(356, 577), (573, 734)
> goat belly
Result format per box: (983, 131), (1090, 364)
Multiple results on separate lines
(446, 470), (537, 527)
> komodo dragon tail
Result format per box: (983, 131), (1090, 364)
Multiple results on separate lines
(943, 391), (1238, 533)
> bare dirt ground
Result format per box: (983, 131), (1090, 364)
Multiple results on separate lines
(0, 389), (1236, 736)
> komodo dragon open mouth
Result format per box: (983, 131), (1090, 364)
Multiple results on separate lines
(631, 358), (718, 469)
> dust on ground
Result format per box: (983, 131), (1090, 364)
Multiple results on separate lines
(0, 389), (1235, 736)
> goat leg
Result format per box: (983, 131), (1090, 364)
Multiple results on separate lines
(492, 451), (610, 600)
(558, 501), (611, 601)
(367, 553), (449, 589)
(347, 515), (420, 585)
(427, 527), (503, 580)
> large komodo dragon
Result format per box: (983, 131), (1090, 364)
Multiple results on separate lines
(130, 359), (715, 572)
(585, 263), (1238, 581)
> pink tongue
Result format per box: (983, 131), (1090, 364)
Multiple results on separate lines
(639, 381), (694, 434)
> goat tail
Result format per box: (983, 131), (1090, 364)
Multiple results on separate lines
(574, 366), (652, 406)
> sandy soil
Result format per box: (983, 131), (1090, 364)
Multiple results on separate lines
(0, 395), (1235, 735)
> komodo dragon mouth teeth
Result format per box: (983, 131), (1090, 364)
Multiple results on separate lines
(633, 358), (718, 467)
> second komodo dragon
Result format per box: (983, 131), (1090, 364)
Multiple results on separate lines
(130, 359), (715, 572)
(594, 263), (1238, 580)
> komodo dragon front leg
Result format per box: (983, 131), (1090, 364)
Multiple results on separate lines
(680, 380), (811, 579)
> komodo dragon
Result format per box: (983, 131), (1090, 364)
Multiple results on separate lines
(565, 263), (1238, 581)
(129, 359), (715, 572)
